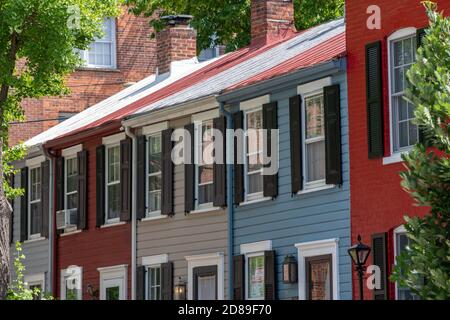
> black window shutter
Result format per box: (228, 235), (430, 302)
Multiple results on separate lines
(184, 124), (195, 213)
(263, 102), (278, 198)
(9, 174), (14, 244)
(366, 41), (384, 158)
(20, 167), (28, 242)
(136, 135), (147, 220)
(161, 262), (173, 300)
(213, 116), (227, 208)
(136, 265), (146, 300)
(162, 128), (174, 216)
(372, 233), (389, 300)
(416, 28), (430, 146)
(77, 150), (88, 230)
(264, 250), (276, 300)
(233, 111), (244, 205)
(120, 138), (132, 222)
(40, 160), (50, 238)
(96, 145), (106, 227)
(289, 95), (303, 194)
(55, 157), (65, 212)
(233, 255), (245, 300)
(324, 84), (343, 185)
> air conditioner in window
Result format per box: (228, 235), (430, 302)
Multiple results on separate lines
(56, 209), (78, 230)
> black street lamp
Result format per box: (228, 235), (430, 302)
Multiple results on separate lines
(348, 235), (371, 300)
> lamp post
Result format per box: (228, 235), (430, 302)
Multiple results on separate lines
(348, 235), (371, 300)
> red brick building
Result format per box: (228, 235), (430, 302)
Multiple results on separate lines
(346, 0), (450, 300)
(9, 9), (156, 147)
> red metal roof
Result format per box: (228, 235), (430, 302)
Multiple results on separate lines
(226, 32), (346, 91)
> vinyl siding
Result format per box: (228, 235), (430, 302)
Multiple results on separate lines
(233, 71), (352, 300)
(137, 115), (229, 299)
(11, 164), (50, 292)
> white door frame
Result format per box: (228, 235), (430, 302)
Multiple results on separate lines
(98, 264), (128, 300)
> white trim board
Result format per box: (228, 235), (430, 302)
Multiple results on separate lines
(142, 122), (169, 135)
(185, 252), (225, 300)
(102, 132), (126, 145)
(61, 144), (83, 157)
(239, 95), (270, 112)
(191, 108), (219, 123)
(25, 156), (45, 167)
(141, 254), (168, 266)
(295, 238), (340, 300)
(240, 240), (272, 255)
(297, 77), (332, 96)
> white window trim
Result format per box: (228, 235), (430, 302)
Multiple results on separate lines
(25, 156), (46, 167)
(105, 143), (121, 225)
(185, 252), (225, 300)
(28, 165), (42, 240)
(394, 224), (406, 300)
(191, 109), (219, 123)
(64, 156), (78, 212)
(240, 95), (270, 112)
(142, 254), (168, 300)
(61, 144), (82, 158)
(142, 122), (168, 136)
(295, 238), (340, 300)
(98, 264), (128, 300)
(386, 27), (417, 162)
(146, 132), (163, 218)
(102, 132), (125, 145)
(240, 240), (272, 300)
(297, 77), (332, 192)
(60, 266), (83, 300)
(194, 119), (217, 211)
(80, 18), (117, 69)
(24, 273), (46, 295)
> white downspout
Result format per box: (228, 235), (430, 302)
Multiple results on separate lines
(124, 125), (137, 300)
(43, 146), (54, 295)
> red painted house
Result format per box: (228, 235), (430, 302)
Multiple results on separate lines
(346, 0), (450, 300)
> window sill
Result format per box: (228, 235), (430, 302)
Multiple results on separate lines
(24, 237), (45, 244)
(297, 184), (335, 195)
(189, 206), (222, 215)
(140, 215), (168, 222)
(100, 221), (126, 229)
(60, 229), (82, 237)
(383, 152), (406, 165)
(76, 67), (120, 73)
(239, 197), (272, 207)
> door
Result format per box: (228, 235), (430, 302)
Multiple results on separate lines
(305, 254), (333, 300)
(103, 278), (124, 300)
(193, 266), (217, 300)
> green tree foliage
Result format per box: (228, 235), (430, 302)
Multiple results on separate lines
(0, 0), (123, 299)
(125, 0), (344, 51)
(391, 2), (450, 300)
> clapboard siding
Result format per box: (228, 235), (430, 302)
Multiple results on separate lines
(11, 165), (50, 292)
(137, 115), (229, 299)
(233, 71), (352, 300)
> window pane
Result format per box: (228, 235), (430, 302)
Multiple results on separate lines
(65, 277), (80, 300)
(66, 158), (78, 193)
(248, 256), (265, 299)
(30, 168), (41, 201)
(307, 140), (326, 182)
(198, 165), (213, 185)
(67, 193), (78, 210)
(305, 95), (324, 139)
(149, 135), (162, 174)
(148, 267), (161, 300)
(197, 276), (216, 300)
(393, 40), (403, 66)
(409, 120), (418, 145)
(396, 233), (420, 300)
(247, 153), (263, 173)
(308, 258), (332, 300)
(30, 203), (41, 235)
(108, 184), (120, 219)
(248, 173), (263, 194)
(399, 122), (409, 148)
(393, 67), (405, 93)
(106, 286), (120, 300)
(108, 146), (120, 183)
(149, 175), (162, 192)
(198, 183), (213, 205)
(149, 190), (161, 212)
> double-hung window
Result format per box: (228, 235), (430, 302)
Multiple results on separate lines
(147, 134), (162, 216)
(195, 120), (214, 208)
(61, 267), (82, 300)
(79, 18), (116, 69)
(28, 166), (42, 238)
(65, 157), (78, 215)
(304, 94), (326, 187)
(244, 109), (264, 201)
(394, 227), (420, 300)
(389, 30), (418, 154)
(106, 144), (120, 223)
(247, 254), (265, 300)
(146, 265), (162, 300)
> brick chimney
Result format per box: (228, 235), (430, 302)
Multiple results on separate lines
(251, 0), (296, 45)
(156, 15), (197, 75)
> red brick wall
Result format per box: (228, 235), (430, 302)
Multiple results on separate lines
(9, 9), (156, 146)
(345, 0), (450, 300)
(56, 133), (131, 300)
